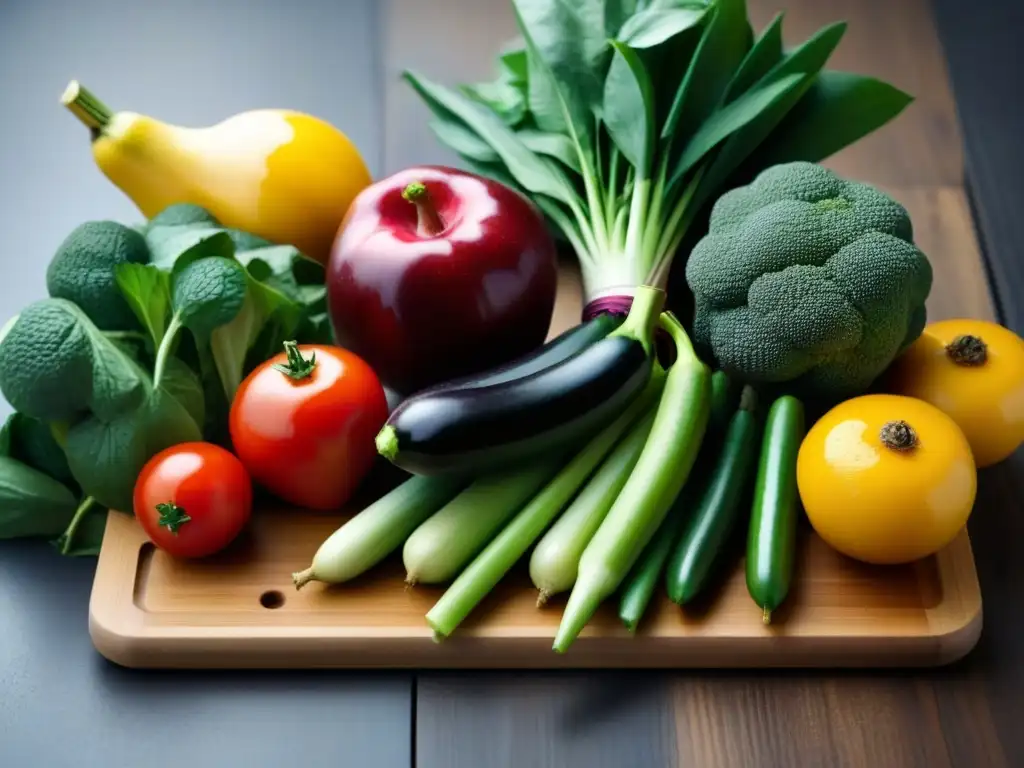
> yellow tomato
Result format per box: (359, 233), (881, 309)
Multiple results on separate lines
(797, 394), (976, 565)
(886, 318), (1024, 467)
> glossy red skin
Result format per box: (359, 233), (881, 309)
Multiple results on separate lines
(133, 442), (253, 559)
(326, 165), (558, 395)
(228, 344), (389, 510)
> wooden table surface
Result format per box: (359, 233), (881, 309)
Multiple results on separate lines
(0, 1), (1021, 766)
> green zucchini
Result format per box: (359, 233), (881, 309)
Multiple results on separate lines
(291, 473), (468, 589)
(617, 369), (743, 631)
(665, 386), (761, 606)
(746, 395), (804, 624)
(376, 334), (652, 475)
(553, 312), (711, 652)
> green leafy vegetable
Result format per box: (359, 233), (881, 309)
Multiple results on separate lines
(53, 498), (108, 557)
(0, 455), (78, 539)
(5, 413), (75, 486)
(45, 220), (150, 332)
(64, 378), (203, 511)
(406, 0), (913, 308)
(0, 298), (146, 423)
(115, 263), (172, 348)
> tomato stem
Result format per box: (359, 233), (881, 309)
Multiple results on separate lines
(880, 420), (918, 452)
(273, 340), (317, 380)
(156, 501), (191, 534)
(945, 334), (987, 366)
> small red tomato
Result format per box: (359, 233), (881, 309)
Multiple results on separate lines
(229, 341), (389, 510)
(133, 441), (253, 559)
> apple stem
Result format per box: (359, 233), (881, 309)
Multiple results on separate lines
(402, 182), (445, 236)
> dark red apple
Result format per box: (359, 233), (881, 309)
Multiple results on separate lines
(326, 165), (559, 395)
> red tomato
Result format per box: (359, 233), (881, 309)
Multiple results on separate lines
(133, 441), (253, 559)
(229, 342), (389, 510)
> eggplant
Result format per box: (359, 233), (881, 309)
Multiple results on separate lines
(376, 334), (653, 475)
(410, 312), (623, 397)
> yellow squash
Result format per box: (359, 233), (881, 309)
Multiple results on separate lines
(797, 394), (976, 565)
(61, 81), (372, 265)
(886, 318), (1024, 467)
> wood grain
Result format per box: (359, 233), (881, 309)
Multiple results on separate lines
(375, 0), (1020, 766)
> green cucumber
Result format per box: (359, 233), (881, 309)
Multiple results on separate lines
(617, 369), (743, 631)
(291, 473), (468, 588)
(402, 459), (563, 585)
(665, 386), (761, 605)
(746, 395), (805, 624)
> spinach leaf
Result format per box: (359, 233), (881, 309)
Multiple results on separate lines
(0, 455), (78, 539)
(431, 120), (501, 163)
(210, 275), (303, 399)
(0, 299), (147, 424)
(64, 379), (203, 512)
(403, 71), (577, 207)
(662, 0), (752, 141)
(6, 413), (75, 486)
(518, 129), (583, 173)
(605, 0), (641, 37)
(514, 0), (606, 157)
(740, 70), (914, 170)
(619, 6), (707, 49)
(604, 41), (656, 173)
(464, 80), (527, 127)
(146, 223), (228, 270)
(723, 11), (783, 103)
(171, 256), (248, 337)
(114, 262), (172, 347)
(691, 21), (847, 210)
(159, 357), (206, 433)
(669, 72), (804, 186)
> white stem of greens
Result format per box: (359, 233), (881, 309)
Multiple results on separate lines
(622, 176), (651, 284)
(579, 155), (609, 255)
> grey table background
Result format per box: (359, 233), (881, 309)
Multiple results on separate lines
(3, 0), (1023, 766)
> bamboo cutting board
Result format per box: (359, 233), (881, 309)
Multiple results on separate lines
(87, 265), (983, 670)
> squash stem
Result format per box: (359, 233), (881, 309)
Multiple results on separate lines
(613, 284), (665, 354)
(61, 81), (113, 131)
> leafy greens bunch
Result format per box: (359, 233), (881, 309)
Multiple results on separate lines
(404, 0), (913, 306)
(0, 204), (330, 555)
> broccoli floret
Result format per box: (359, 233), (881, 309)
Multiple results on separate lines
(685, 162), (932, 403)
(46, 220), (149, 330)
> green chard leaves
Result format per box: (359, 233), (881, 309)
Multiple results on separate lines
(404, 0), (913, 301)
(0, 201), (330, 555)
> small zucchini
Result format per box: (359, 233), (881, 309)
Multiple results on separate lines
(617, 369), (744, 631)
(746, 395), (804, 624)
(376, 334), (652, 475)
(665, 386), (761, 606)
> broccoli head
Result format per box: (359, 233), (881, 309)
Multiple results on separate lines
(685, 161), (932, 403)
(46, 220), (149, 330)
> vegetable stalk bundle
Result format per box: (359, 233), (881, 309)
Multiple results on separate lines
(405, 0), (911, 316)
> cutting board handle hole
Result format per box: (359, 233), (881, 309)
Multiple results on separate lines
(260, 590), (285, 610)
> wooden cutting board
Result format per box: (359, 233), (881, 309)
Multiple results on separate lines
(87, 265), (983, 669)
